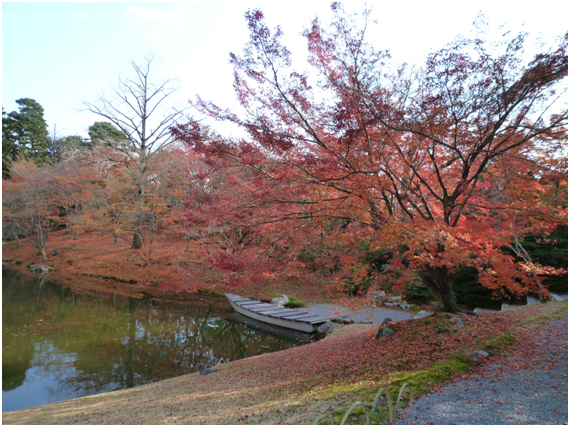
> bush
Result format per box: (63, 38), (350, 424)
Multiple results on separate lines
(404, 281), (431, 302)
(284, 296), (305, 308)
(452, 267), (498, 309)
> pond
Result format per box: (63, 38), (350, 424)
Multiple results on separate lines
(2, 267), (304, 412)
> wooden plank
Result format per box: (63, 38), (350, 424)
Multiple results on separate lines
(280, 313), (317, 321)
(256, 308), (287, 315)
(288, 314), (324, 321)
(276, 311), (310, 319)
(245, 304), (282, 313)
(267, 310), (304, 318)
(238, 301), (267, 306)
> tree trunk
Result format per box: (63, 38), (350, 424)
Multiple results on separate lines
(418, 265), (459, 313)
(39, 247), (48, 261)
(132, 229), (143, 249)
(114, 233), (120, 245)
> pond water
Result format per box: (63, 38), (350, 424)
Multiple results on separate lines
(2, 267), (303, 412)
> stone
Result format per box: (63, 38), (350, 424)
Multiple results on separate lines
(473, 350), (489, 359)
(30, 264), (51, 274)
(271, 295), (289, 306)
(450, 316), (464, 327)
(199, 368), (219, 375)
(400, 303), (410, 311)
(387, 296), (402, 303)
(52, 249), (60, 256)
(317, 320), (342, 336)
(413, 310), (431, 319)
(384, 302), (395, 307)
(473, 307), (498, 314)
(371, 291), (386, 302)
(550, 293), (566, 301)
(381, 317), (393, 326)
(375, 327), (393, 338)
(330, 315), (355, 324)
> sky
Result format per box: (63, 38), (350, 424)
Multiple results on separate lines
(2, 1), (568, 139)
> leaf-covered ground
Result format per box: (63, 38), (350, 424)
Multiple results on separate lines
(1, 230), (332, 303)
(3, 301), (566, 425)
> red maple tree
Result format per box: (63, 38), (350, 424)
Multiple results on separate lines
(173, 5), (567, 312)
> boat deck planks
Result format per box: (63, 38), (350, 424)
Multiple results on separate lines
(226, 293), (329, 333)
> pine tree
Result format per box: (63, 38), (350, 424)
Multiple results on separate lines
(2, 98), (49, 178)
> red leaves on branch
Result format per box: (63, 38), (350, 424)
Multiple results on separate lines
(173, 5), (567, 311)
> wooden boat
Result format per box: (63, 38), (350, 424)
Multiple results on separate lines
(225, 294), (329, 333)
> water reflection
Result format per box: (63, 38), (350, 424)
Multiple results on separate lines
(2, 267), (301, 412)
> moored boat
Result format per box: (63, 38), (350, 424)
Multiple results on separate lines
(225, 293), (328, 333)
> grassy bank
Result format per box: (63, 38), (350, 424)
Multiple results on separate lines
(3, 301), (566, 425)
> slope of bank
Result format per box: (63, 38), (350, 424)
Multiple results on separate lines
(1, 230), (332, 304)
(3, 301), (566, 425)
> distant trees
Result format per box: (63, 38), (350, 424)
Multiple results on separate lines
(88, 122), (128, 145)
(2, 160), (55, 260)
(84, 55), (187, 249)
(2, 98), (49, 178)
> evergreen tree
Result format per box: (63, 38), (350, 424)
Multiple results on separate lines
(88, 121), (128, 144)
(2, 108), (19, 179)
(2, 98), (49, 178)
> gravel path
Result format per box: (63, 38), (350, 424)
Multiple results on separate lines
(397, 313), (568, 425)
(305, 303), (414, 323)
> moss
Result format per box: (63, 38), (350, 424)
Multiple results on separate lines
(520, 301), (567, 327)
(473, 333), (516, 355)
(385, 354), (474, 398)
(284, 296), (305, 308)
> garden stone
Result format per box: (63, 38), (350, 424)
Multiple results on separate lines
(199, 368), (218, 375)
(52, 249), (60, 256)
(413, 310), (431, 319)
(371, 291), (386, 302)
(473, 350), (489, 359)
(271, 295), (289, 306)
(400, 303), (410, 310)
(330, 314), (355, 324)
(381, 317), (393, 326)
(30, 264), (51, 274)
(387, 296), (402, 303)
(375, 327), (393, 338)
(317, 320), (342, 336)
(450, 316), (464, 327)
(384, 302), (395, 307)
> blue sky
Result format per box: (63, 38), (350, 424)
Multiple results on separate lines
(2, 2), (567, 138)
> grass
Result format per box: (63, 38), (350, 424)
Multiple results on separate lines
(315, 383), (414, 425)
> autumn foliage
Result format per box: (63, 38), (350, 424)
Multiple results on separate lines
(173, 5), (568, 312)
(3, 5), (568, 312)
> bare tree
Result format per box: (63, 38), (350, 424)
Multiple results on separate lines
(84, 54), (188, 248)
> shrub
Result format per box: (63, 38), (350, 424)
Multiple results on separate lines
(284, 296), (305, 308)
(403, 281), (431, 302)
(452, 267), (497, 309)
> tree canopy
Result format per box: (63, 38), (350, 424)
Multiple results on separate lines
(2, 98), (49, 178)
(173, 6), (568, 312)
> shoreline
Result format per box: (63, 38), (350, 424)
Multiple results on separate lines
(3, 283), (566, 424)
